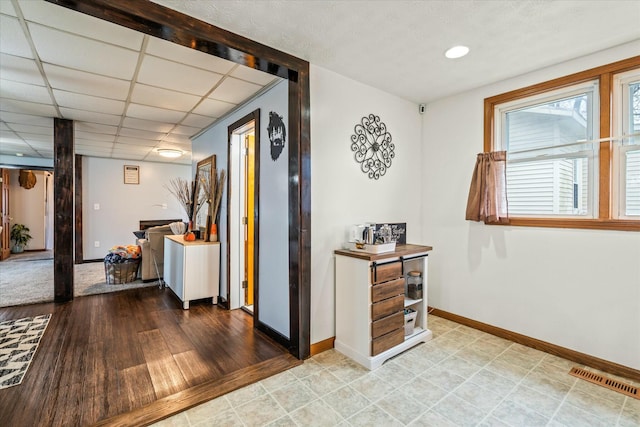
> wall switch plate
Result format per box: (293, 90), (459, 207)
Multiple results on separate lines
(93, 203), (100, 210)
(94, 241), (100, 247)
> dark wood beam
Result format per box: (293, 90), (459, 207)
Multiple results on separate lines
(74, 154), (83, 264)
(54, 118), (74, 302)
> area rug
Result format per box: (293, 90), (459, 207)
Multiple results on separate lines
(0, 314), (51, 389)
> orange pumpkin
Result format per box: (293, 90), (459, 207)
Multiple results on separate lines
(184, 231), (196, 241)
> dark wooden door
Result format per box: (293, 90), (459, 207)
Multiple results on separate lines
(1, 169), (10, 260)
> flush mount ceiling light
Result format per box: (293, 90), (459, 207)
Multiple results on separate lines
(16, 153), (24, 157)
(445, 45), (470, 59)
(157, 149), (183, 158)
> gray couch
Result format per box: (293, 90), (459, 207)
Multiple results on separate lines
(136, 225), (174, 281)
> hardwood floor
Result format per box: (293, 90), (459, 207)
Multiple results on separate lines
(0, 286), (300, 426)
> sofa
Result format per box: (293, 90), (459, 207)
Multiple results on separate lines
(136, 225), (174, 281)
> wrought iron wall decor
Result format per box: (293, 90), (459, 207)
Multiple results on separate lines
(350, 114), (395, 179)
(267, 111), (286, 161)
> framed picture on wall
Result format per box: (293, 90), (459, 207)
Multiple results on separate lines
(124, 165), (139, 184)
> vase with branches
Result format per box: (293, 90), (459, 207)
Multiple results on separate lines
(197, 168), (226, 242)
(165, 178), (202, 236)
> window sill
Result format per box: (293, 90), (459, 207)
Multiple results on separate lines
(489, 218), (640, 231)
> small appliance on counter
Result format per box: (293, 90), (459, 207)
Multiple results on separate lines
(345, 223), (398, 254)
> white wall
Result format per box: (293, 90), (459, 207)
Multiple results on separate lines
(310, 65), (424, 344)
(422, 41), (640, 370)
(192, 80), (290, 338)
(82, 157), (191, 259)
(9, 169), (47, 250)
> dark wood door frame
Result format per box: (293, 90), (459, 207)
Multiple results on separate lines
(48, 0), (311, 359)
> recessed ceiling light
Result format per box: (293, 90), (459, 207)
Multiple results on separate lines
(445, 45), (469, 59)
(158, 149), (183, 158)
(16, 153), (24, 157)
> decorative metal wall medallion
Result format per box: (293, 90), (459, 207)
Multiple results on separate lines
(350, 114), (395, 179)
(267, 111), (286, 161)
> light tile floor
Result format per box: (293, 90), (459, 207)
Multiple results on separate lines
(153, 315), (640, 426)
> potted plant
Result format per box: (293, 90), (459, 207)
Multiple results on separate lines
(10, 223), (32, 253)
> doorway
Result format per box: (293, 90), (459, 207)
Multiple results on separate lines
(228, 111), (259, 315)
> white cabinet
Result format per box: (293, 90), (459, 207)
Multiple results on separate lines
(334, 244), (433, 370)
(164, 235), (220, 309)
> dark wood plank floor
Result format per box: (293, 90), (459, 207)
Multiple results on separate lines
(0, 286), (299, 426)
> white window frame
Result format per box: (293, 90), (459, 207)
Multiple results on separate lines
(493, 80), (600, 219)
(612, 69), (640, 219)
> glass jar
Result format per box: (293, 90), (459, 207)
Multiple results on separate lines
(407, 271), (423, 300)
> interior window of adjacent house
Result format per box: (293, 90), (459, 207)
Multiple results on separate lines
(613, 69), (640, 219)
(494, 81), (599, 218)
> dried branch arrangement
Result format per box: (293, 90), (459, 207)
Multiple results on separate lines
(211, 168), (226, 223)
(165, 178), (198, 220)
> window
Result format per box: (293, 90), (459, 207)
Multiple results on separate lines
(485, 56), (640, 231)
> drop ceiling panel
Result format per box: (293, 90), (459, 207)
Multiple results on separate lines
(1, 79), (51, 104)
(75, 140), (114, 149)
(209, 77), (262, 104)
(112, 143), (153, 153)
(18, 0), (144, 50)
(121, 117), (174, 133)
(181, 113), (216, 129)
(59, 107), (121, 126)
(0, 54), (45, 85)
(126, 103), (186, 123)
(0, 129), (20, 141)
(118, 127), (165, 141)
(28, 23), (139, 80)
(7, 123), (52, 135)
(172, 124), (201, 136)
(116, 136), (159, 147)
(130, 83), (201, 112)
(0, 112), (53, 127)
(23, 140), (52, 149)
(44, 64), (130, 100)
(0, 15), (33, 58)
(0, 99), (56, 117)
(192, 98), (235, 118)
(20, 132), (52, 144)
(53, 89), (126, 116)
(162, 133), (190, 144)
(146, 37), (236, 75)
(0, 1), (16, 15)
(231, 66), (279, 86)
(74, 131), (115, 142)
(137, 55), (223, 96)
(75, 122), (117, 135)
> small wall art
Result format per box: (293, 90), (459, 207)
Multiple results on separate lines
(350, 114), (395, 180)
(267, 111), (286, 161)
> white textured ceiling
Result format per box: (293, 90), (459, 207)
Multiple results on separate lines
(0, 0), (279, 164)
(152, 0), (640, 103)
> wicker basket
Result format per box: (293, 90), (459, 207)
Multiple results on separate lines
(104, 259), (140, 284)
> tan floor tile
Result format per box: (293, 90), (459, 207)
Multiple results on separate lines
(265, 415), (297, 427)
(477, 416), (511, 426)
(485, 358), (531, 383)
(470, 339), (510, 358)
(374, 360), (415, 389)
(421, 364), (466, 390)
(520, 370), (573, 401)
(191, 408), (243, 427)
(329, 358), (369, 383)
(552, 402), (612, 427)
(454, 381), (504, 412)
(150, 412), (190, 427)
(454, 345), (497, 366)
(427, 315), (459, 329)
(505, 384), (561, 418)
(392, 345), (435, 372)
(468, 368), (517, 397)
(495, 347), (544, 371)
(409, 409), (459, 426)
(620, 400), (640, 427)
(475, 334), (512, 349)
(225, 382), (267, 407)
(234, 394), (286, 426)
(313, 349), (349, 367)
(375, 387), (429, 424)
(439, 329), (478, 345)
(346, 404), (403, 426)
(260, 370), (298, 392)
(404, 376), (449, 408)
(455, 325), (488, 339)
(432, 394), (489, 426)
(439, 355), (483, 378)
(290, 399), (344, 426)
(270, 380), (317, 413)
(490, 399), (549, 427)
(350, 372), (397, 402)
(431, 336), (469, 352)
(323, 385), (371, 419)
(540, 353), (579, 371)
(185, 396), (232, 425)
(411, 341), (453, 364)
(565, 387), (624, 424)
(530, 359), (578, 387)
(509, 343), (547, 359)
(298, 369), (345, 398)
(572, 375), (628, 406)
(290, 358), (325, 379)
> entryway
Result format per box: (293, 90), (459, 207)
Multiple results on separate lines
(228, 113), (258, 314)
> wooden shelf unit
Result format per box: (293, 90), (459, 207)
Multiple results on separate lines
(334, 244), (433, 370)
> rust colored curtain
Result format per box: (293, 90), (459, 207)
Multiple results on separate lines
(465, 151), (509, 223)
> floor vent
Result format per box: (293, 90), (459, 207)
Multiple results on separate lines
(569, 367), (639, 400)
